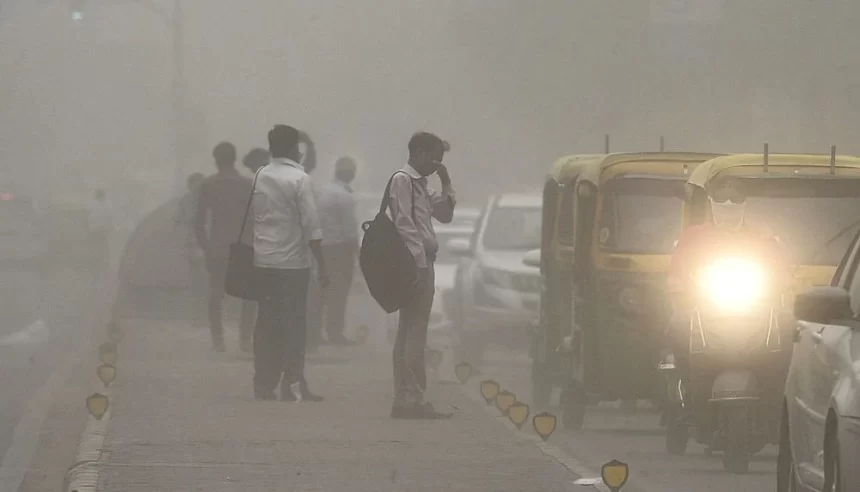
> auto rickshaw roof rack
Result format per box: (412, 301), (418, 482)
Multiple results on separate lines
(687, 150), (860, 190)
(763, 143), (837, 174)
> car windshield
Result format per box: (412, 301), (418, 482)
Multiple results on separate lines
(740, 178), (860, 266)
(482, 206), (541, 251)
(599, 177), (685, 254)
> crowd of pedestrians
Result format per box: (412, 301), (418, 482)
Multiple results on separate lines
(181, 125), (455, 418)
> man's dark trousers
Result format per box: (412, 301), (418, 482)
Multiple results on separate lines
(253, 267), (310, 394)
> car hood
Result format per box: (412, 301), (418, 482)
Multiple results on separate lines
(478, 250), (540, 275)
(434, 263), (458, 291)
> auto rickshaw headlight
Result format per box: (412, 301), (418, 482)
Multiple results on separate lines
(698, 257), (766, 313)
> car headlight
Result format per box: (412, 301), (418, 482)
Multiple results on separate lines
(482, 268), (513, 289)
(698, 257), (766, 313)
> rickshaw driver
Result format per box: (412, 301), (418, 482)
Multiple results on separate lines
(664, 182), (792, 419)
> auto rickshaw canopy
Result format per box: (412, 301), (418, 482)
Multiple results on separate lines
(686, 152), (860, 291)
(687, 153), (860, 192)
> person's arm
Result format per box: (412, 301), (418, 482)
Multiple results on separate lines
(389, 173), (427, 268)
(298, 176), (328, 286)
(429, 165), (456, 224)
(193, 185), (210, 251)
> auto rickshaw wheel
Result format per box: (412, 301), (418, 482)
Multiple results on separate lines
(722, 407), (751, 474)
(530, 362), (553, 407)
(665, 405), (689, 456)
(560, 382), (586, 431)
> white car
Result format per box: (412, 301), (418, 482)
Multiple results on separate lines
(447, 193), (541, 363)
(778, 231), (860, 492)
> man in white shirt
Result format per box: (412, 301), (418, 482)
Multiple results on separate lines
(251, 125), (329, 402)
(316, 156), (359, 345)
(388, 132), (456, 419)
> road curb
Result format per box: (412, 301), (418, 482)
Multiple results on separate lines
(449, 373), (613, 492)
(62, 385), (112, 492)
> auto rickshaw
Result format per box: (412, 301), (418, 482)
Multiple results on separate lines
(661, 149), (860, 469)
(530, 152), (723, 430)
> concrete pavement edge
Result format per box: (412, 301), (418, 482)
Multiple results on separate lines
(456, 378), (614, 492)
(62, 387), (112, 492)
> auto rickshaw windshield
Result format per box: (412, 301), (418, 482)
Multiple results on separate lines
(599, 177), (686, 254)
(733, 177), (860, 266)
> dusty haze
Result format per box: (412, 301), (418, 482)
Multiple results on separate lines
(2, 1), (859, 213)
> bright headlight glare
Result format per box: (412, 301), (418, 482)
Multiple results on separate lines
(698, 257), (766, 312)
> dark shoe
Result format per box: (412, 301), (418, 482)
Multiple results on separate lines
(301, 389), (324, 402)
(391, 404), (419, 419)
(418, 401), (453, 419)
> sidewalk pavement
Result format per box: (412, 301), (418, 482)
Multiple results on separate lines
(93, 320), (581, 492)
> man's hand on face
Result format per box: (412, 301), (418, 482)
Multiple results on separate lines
(435, 163), (451, 186)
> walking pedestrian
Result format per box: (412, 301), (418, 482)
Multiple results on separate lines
(389, 132), (456, 419)
(317, 156), (359, 345)
(175, 172), (207, 327)
(195, 142), (257, 353)
(251, 124), (329, 402)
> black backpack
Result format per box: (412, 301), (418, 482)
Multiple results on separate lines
(360, 172), (417, 313)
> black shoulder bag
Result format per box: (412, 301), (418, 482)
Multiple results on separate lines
(225, 169), (262, 301)
(359, 172), (417, 313)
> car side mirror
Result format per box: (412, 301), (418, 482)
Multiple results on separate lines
(523, 249), (541, 268)
(794, 286), (852, 324)
(447, 238), (472, 257)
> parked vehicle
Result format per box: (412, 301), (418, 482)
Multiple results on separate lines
(774, 162), (860, 490)
(447, 193), (542, 366)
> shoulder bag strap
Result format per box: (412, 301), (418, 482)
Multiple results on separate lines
(236, 168), (263, 243)
(380, 171), (417, 221)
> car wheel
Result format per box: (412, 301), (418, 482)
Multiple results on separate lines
(823, 424), (843, 492)
(776, 404), (798, 492)
(722, 407), (751, 474)
(560, 381), (586, 431)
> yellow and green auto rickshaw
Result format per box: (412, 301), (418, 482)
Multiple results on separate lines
(531, 152), (723, 429)
(660, 149), (860, 467)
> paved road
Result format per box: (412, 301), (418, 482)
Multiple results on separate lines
(440, 343), (777, 492)
(0, 266), (107, 490)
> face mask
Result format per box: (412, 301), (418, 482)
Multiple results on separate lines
(709, 198), (746, 229)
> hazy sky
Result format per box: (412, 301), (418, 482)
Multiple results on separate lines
(2, 1), (859, 210)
